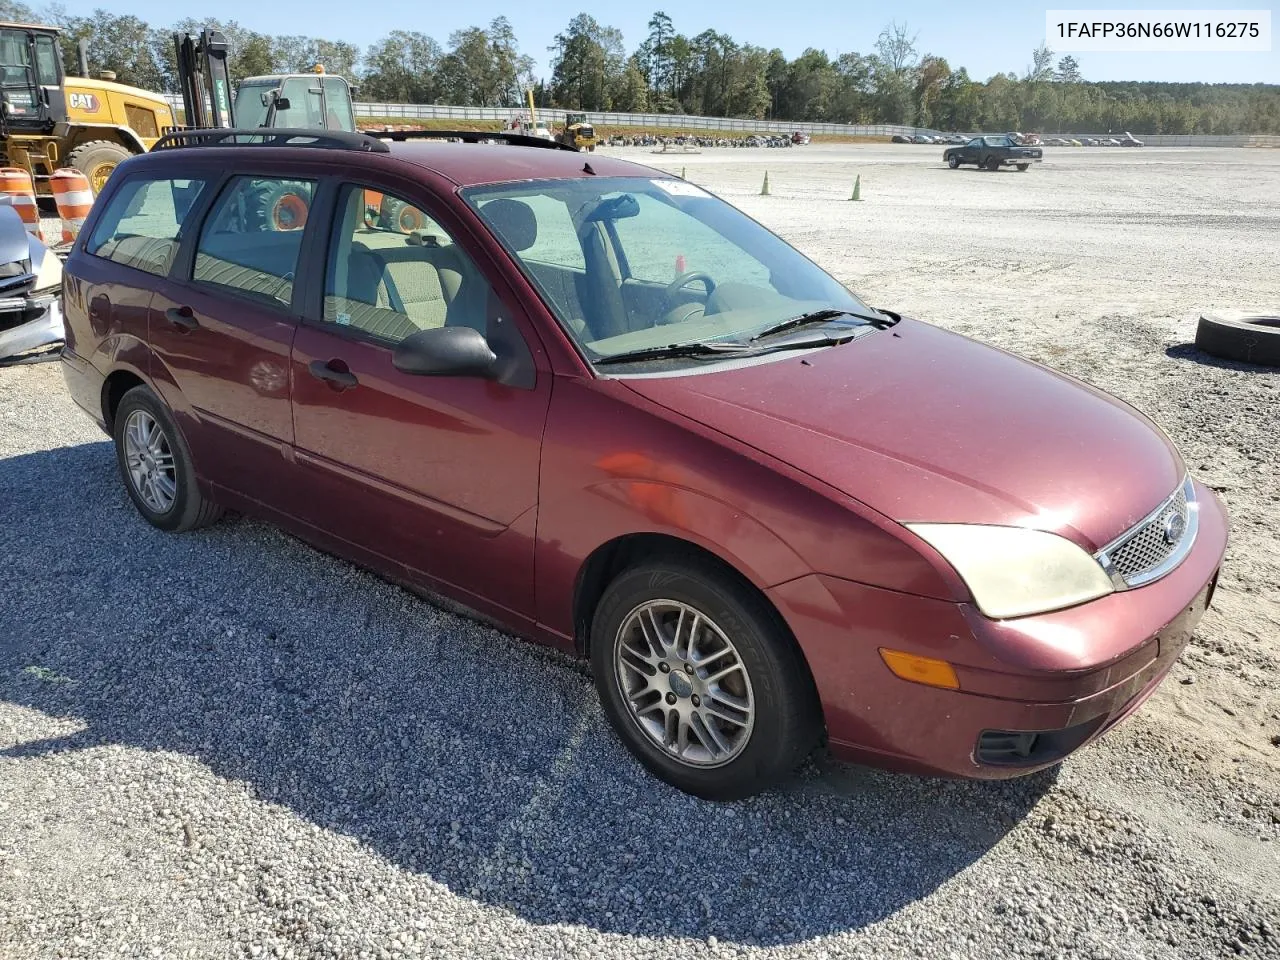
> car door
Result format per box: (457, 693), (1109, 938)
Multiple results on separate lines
(147, 173), (318, 503)
(287, 180), (551, 623)
(962, 137), (982, 163)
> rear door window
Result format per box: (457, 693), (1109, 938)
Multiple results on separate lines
(192, 176), (316, 307)
(86, 177), (209, 277)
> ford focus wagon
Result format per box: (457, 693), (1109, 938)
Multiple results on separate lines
(60, 129), (1226, 799)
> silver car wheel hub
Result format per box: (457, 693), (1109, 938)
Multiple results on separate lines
(614, 600), (756, 768)
(124, 410), (177, 514)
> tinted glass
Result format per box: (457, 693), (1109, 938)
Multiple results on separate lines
(87, 177), (208, 276)
(324, 185), (490, 342)
(192, 176), (315, 306)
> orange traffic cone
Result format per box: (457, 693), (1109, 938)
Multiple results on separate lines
(50, 169), (94, 245)
(0, 167), (43, 242)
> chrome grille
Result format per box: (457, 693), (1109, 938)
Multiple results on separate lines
(1098, 478), (1198, 588)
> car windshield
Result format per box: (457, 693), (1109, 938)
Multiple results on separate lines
(464, 177), (874, 366)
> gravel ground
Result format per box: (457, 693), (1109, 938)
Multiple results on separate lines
(2, 145), (1279, 959)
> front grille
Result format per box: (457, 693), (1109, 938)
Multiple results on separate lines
(1098, 478), (1197, 588)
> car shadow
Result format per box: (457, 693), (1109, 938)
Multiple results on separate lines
(0, 442), (1055, 946)
(1164, 341), (1277, 371)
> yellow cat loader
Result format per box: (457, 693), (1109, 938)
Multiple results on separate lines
(558, 113), (598, 152)
(0, 21), (174, 195)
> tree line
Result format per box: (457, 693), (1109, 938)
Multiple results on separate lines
(3, 3), (1277, 134)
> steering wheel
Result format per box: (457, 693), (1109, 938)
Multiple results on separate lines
(663, 271), (716, 308)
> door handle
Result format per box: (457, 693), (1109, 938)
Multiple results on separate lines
(165, 306), (198, 331)
(308, 359), (359, 390)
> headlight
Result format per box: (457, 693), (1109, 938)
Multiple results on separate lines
(32, 246), (62, 296)
(905, 523), (1114, 619)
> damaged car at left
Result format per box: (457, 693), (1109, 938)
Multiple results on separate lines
(0, 206), (64, 365)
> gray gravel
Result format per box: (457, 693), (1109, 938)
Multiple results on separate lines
(3, 146), (1280, 959)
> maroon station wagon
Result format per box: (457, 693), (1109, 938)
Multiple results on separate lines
(60, 129), (1226, 800)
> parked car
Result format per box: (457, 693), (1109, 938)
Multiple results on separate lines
(944, 135), (1043, 171)
(1101, 138), (1122, 146)
(61, 128), (1227, 800)
(0, 207), (64, 363)
(891, 134), (911, 143)
(1120, 134), (1145, 147)
(911, 134), (933, 144)
(791, 131), (811, 145)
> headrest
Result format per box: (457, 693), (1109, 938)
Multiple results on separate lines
(482, 198), (537, 252)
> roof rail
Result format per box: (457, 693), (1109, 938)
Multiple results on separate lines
(369, 129), (580, 152)
(152, 127), (391, 153)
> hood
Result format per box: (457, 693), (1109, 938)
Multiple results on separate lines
(621, 319), (1183, 552)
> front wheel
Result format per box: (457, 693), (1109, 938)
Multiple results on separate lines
(947, 156), (960, 169)
(590, 560), (820, 800)
(67, 140), (134, 196)
(1017, 163), (1030, 172)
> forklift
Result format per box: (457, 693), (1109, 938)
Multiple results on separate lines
(171, 30), (359, 234)
(172, 29), (357, 133)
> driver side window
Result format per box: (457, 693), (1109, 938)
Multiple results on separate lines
(324, 184), (489, 344)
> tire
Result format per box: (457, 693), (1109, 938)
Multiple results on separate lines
(985, 155), (1001, 171)
(1194, 312), (1280, 366)
(113, 385), (223, 533)
(67, 140), (134, 196)
(947, 156), (960, 169)
(590, 559), (820, 800)
(1017, 163), (1030, 172)
(250, 181), (312, 232)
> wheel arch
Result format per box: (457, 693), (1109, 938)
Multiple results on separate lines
(66, 126), (147, 156)
(573, 533), (813, 676)
(100, 367), (147, 433)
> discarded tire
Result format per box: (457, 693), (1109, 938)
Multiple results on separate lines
(1194, 312), (1280, 367)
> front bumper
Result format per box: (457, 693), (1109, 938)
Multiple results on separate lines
(0, 293), (62, 360)
(768, 481), (1228, 779)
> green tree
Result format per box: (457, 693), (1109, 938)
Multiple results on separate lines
(1055, 55), (1082, 83)
(361, 30), (442, 103)
(59, 10), (165, 90)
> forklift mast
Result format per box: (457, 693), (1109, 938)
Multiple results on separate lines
(173, 30), (235, 129)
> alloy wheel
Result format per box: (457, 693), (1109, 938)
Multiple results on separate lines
(123, 410), (177, 513)
(614, 600), (756, 767)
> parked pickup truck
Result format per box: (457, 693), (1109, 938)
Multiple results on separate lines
(944, 135), (1043, 171)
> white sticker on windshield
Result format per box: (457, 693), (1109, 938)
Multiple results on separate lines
(652, 178), (710, 198)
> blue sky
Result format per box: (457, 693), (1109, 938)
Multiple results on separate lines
(57, 0), (1279, 83)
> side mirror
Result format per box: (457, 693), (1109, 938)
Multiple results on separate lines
(274, 97), (291, 110)
(393, 326), (496, 378)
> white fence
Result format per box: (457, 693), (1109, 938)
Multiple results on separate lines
(166, 94), (1279, 146)
(351, 102), (924, 139)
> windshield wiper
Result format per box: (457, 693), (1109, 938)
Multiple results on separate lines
(750, 308), (891, 342)
(593, 340), (754, 365)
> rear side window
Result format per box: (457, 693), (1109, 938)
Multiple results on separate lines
(192, 176), (315, 307)
(86, 177), (208, 277)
